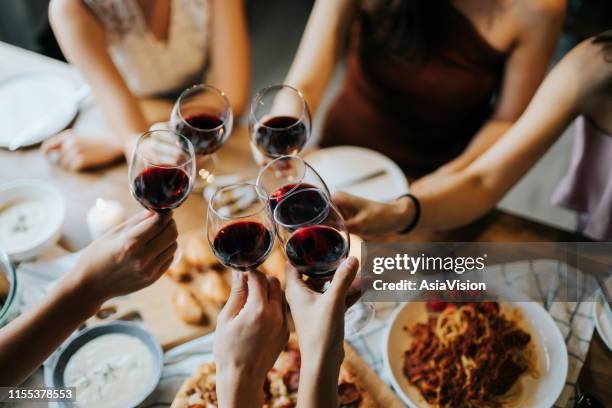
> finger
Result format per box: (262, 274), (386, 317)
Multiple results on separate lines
(142, 218), (178, 257)
(245, 270), (269, 309)
(67, 155), (86, 171)
(41, 133), (67, 154)
(59, 149), (79, 169)
(328, 256), (359, 299)
(345, 275), (364, 309)
(129, 212), (172, 242)
(267, 276), (282, 306)
(147, 255), (175, 286)
(284, 263), (312, 295)
(152, 241), (178, 269)
(219, 271), (248, 319)
(344, 214), (366, 234)
(121, 210), (154, 230)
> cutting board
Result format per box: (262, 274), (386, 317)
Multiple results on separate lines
(344, 343), (406, 407)
(88, 275), (217, 350)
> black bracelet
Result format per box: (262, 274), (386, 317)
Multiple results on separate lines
(397, 193), (421, 234)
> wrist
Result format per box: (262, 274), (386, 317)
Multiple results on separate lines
(216, 367), (265, 408)
(393, 197), (416, 234)
(55, 273), (104, 318)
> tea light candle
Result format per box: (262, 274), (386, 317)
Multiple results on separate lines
(86, 198), (126, 240)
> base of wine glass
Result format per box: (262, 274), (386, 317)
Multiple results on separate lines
(193, 153), (218, 193)
(344, 302), (375, 339)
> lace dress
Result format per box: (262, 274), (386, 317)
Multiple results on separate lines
(84, 0), (210, 97)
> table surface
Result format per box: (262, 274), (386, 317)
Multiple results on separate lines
(1, 41), (610, 405)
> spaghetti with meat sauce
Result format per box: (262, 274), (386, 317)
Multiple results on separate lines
(403, 302), (538, 408)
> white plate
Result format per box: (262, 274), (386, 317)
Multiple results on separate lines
(305, 146), (409, 202)
(593, 278), (612, 352)
(0, 73), (79, 148)
(384, 302), (568, 408)
(0, 180), (65, 261)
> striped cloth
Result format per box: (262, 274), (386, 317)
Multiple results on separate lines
(12, 254), (598, 408)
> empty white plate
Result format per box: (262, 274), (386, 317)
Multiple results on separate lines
(305, 146), (409, 202)
(0, 73), (79, 149)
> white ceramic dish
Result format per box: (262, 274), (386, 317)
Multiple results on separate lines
(305, 146), (409, 202)
(593, 291), (612, 352)
(0, 73), (79, 148)
(0, 179), (65, 261)
(384, 302), (568, 408)
(50, 322), (163, 408)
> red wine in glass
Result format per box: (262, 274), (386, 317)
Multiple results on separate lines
(174, 113), (225, 155)
(285, 225), (348, 277)
(255, 116), (307, 157)
(274, 187), (330, 227)
(132, 167), (190, 211)
(212, 221), (274, 271)
(268, 182), (318, 212)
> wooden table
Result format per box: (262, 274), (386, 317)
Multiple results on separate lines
(1, 42), (610, 405)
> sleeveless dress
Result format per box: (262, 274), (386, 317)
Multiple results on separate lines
(552, 116), (612, 241)
(84, 0), (210, 97)
(320, 7), (509, 177)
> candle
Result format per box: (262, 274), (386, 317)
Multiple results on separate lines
(86, 198), (126, 240)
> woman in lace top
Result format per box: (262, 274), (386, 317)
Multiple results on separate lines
(43, 0), (249, 171)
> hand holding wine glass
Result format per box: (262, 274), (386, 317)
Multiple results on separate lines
(274, 188), (372, 336)
(284, 256), (360, 408)
(129, 129), (195, 212)
(214, 270), (288, 408)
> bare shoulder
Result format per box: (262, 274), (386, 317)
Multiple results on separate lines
(48, 0), (87, 19)
(512, 0), (566, 31)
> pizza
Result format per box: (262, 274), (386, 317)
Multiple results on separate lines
(171, 336), (375, 408)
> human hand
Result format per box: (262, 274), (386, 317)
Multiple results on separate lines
(332, 191), (415, 236)
(214, 271), (289, 408)
(64, 211), (178, 308)
(41, 129), (124, 171)
(284, 257), (359, 370)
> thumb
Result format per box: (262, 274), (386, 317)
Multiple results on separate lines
(219, 271), (248, 319)
(328, 256), (359, 303)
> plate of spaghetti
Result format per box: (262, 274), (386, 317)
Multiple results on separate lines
(384, 301), (567, 408)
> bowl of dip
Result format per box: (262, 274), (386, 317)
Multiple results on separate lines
(0, 179), (65, 261)
(50, 322), (163, 408)
(0, 249), (18, 327)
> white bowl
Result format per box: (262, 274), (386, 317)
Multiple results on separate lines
(0, 180), (65, 261)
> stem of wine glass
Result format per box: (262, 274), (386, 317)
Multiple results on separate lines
(193, 154), (218, 192)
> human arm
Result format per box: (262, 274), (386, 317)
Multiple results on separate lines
(206, 0), (250, 117)
(284, 0), (357, 115)
(429, 0), (566, 176)
(284, 257), (359, 408)
(45, 0), (148, 164)
(0, 210), (178, 385)
(334, 40), (585, 235)
(214, 271), (288, 408)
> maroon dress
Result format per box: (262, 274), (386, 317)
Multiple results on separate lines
(320, 7), (509, 177)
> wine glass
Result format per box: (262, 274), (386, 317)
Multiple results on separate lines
(274, 188), (374, 336)
(206, 183), (275, 271)
(249, 84), (311, 163)
(170, 84), (233, 189)
(256, 155), (330, 214)
(129, 129), (195, 211)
